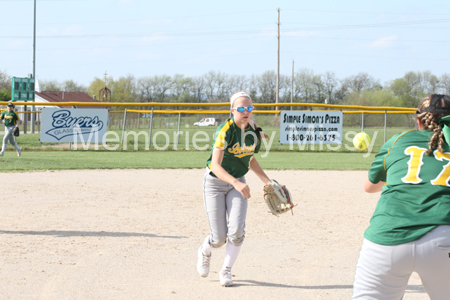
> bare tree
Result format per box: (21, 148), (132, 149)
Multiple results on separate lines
(420, 70), (439, 94)
(62, 80), (87, 93)
(40, 79), (62, 91)
(344, 72), (375, 93)
(257, 70), (276, 103)
(192, 76), (206, 102)
(324, 71), (338, 104)
(312, 74), (325, 103)
(172, 74), (194, 102)
(215, 72), (228, 101)
(294, 68), (314, 103)
(439, 73), (450, 94)
(0, 70), (11, 90)
(154, 75), (172, 101)
(204, 71), (217, 101)
(227, 75), (248, 95)
(204, 71), (229, 101)
(248, 75), (259, 99)
(278, 74), (290, 103)
(137, 76), (157, 102)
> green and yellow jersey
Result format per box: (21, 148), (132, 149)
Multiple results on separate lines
(365, 129), (450, 245)
(207, 118), (261, 179)
(1, 110), (20, 127)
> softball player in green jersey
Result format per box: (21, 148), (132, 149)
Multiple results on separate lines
(197, 91), (271, 287)
(353, 94), (450, 300)
(0, 102), (21, 157)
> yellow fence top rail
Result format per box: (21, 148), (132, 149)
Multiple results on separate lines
(0, 101), (417, 112)
(1, 109), (415, 115)
(126, 109), (414, 115)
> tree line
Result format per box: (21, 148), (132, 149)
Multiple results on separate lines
(1, 69), (450, 109)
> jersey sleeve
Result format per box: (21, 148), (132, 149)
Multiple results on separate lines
(1, 111), (4, 120)
(368, 134), (400, 184)
(15, 112), (20, 121)
(213, 121), (233, 150)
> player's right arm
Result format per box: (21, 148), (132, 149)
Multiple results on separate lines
(210, 147), (251, 199)
(364, 133), (401, 193)
(364, 179), (385, 193)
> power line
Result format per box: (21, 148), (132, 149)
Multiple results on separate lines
(281, 35), (450, 43)
(0, 37), (256, 52)
(282, 50), (450, 62)
(1, 50), (275, 69)
(2, 18), (449, 39)
(283, 8), (450, 15)
(5, 34), (450, 54)
(0, 9), (272, 25)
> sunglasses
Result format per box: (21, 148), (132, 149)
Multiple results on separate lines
(232, 106), (254, 113)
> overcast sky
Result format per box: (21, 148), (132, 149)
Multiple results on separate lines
(1, 0), (449, 86)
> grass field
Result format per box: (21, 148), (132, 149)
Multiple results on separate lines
(0, 125), (407, 172)
(12, 126), (411, 153)
(0, 151), (376, 172)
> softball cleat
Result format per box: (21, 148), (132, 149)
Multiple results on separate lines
(219, 270), (233, 287)
(197, 246), (211, 277)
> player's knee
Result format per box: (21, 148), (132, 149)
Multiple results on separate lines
(210, 234), (227, 248)
(227, 228), (245, 246)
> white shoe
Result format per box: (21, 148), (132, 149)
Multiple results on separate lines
(219, 269), (233, 287)
(197, 246), (211, 277)
(17, 148), (21, 157)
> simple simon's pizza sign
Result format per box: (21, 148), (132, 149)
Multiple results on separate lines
(279, 111), (343, 144)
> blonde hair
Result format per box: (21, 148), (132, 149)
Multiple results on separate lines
(416, 94), (450, 155)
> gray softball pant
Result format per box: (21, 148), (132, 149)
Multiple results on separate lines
(203, 168), (248, 247)
(1, 126), (20, 153)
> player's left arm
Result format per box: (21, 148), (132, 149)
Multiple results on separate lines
(364, 178), (385, 193)
(15, 112), (21, 126)
(249, 157), (271, 186)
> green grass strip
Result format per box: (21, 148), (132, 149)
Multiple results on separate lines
(0, 150), (375, 172)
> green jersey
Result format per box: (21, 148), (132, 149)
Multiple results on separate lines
(365, 130), (450, 245)
(207, 118), (261, 179)
(1, 111), (20, 127)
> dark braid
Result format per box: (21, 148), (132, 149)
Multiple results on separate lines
(416, 96), (448, 155)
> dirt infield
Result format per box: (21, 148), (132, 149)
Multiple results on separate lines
(0, 169), (427, 299)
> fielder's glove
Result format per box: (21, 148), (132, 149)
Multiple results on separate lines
(263, 180), (294, 216)
(13, 126), (20, 137)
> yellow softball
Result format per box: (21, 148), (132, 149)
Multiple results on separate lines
(353, 132), (371, 150)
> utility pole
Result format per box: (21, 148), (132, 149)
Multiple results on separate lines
(31, 0), (37, 134)
(276, 7), (280, 110)
(291, 60), (294, 111)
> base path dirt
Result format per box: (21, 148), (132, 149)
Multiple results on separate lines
(0, 169), (427, 299)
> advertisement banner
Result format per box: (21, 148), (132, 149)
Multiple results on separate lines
(279, 110), (343, 144)
(40, 108), (108, 143)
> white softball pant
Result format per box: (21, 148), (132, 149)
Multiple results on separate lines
(352, 225), (450, 300)
(1, 125), (20, 154)
(202, 168), (247, 247)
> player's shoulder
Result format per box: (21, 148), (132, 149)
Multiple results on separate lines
(394, 129), (431, 142)
(216, 118), (235, 133)
(386, 129), (421, 144)
(383, 130), (431, 152)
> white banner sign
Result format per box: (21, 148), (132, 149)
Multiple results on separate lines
(279, 110), (343, 144)
(40, 108), (108, 143)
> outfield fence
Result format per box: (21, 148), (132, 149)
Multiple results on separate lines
(0, 101), (416, 147)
